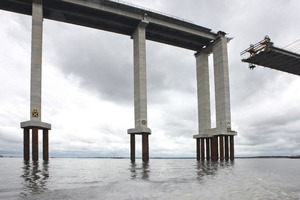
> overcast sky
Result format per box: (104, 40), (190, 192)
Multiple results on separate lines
(1, 0), (300, 158)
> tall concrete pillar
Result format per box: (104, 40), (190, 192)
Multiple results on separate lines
(128, 20), (151, 162)
(212, 32), (237, 161)
(194, 32), (237, 161)
(213, 33), (231, 131)
(21, 0), (51, 161)
(195, 52), (211, 134)
(30, 0), (43, 122)
(194, 51), (211, 161)
(133, 22), (148, 130)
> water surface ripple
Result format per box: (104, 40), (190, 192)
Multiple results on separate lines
(0, 158), (299, 199)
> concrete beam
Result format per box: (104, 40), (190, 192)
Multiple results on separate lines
(193, 128), (237, 138)
(0, 0), (218, 51)
(21, 120), (51, 130)
(62, 0), (216, 39)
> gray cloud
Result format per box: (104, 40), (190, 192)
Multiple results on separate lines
(43, 22), (134, 104)
(43, 21), (197, 106)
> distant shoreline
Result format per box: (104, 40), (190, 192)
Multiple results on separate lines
(1, 155), (299, 159)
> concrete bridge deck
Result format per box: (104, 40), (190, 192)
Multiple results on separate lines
(0, 0), (217, 51)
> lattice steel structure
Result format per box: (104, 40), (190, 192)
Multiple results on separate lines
(241, 36), (300, 76)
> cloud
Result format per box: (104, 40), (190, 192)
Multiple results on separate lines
(42, 20), (135, 105)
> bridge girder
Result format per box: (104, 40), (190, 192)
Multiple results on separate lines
(0, 0), (218, 51)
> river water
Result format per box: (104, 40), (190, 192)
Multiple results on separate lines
(0, 158), (299, 200)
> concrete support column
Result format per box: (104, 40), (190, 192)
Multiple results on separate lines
(211, 137), (215, 161)
(133, 21), (148, 129)
(194, 51), (212, 161)
(30, 0), (43, 121)
(32, 128), (39, 161)
(195, 52), (211, 134)
(142, 134), (149, 162)
(206, 138), (210, 160)
(201, 138), (205, 161)
(130, 134), (135, 162)
(216, 136), (219, 160)
(224, 136), (229, 161)
(210, 138), (214, 160)
(30, 0), (43, 162)
(196, 138), (200, 161)
(213, 33), (232, 131)
(43, 129), (49, 161)
(23, 128), (30, 161)
(211, 136), (219, 161)
(220, 135), (224, 161)
(21, 0), (51, 161)
(194, 32), (237, 162)
(128, 20), (151, 162)
(230, 135), (234, 161)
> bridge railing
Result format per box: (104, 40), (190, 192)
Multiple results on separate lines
(240, 35), (272, 58)
(108, 0), (194, 24)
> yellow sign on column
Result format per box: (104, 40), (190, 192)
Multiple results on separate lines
(32, 109), (39, 118)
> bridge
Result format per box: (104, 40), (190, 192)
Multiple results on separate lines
(0, 0), (237, 162)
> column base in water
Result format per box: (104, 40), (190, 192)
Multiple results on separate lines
(21, 121), (51, 161)
(194, 132), (236, 161)
(128, 128), (151, 162)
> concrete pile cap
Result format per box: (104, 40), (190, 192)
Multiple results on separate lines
(21, 121), (51, 130)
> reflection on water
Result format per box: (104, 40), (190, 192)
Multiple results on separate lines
(20, 161), (49, 196)
(129, 159), (234, 182)
(0, 158), (296, 200)
(196, 161), (234, 182)
(130, 162), (150, 180)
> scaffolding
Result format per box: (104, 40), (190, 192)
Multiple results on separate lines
(241, 36), (300, 76)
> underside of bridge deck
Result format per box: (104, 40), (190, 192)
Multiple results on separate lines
(0, 0), (217, 51)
